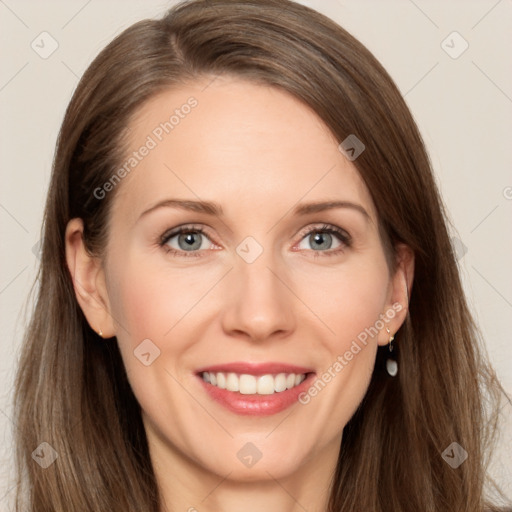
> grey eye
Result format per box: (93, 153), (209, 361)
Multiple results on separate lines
(297, 230), (342, 251)
(309, 232), (333, 250)
(166, 231), (208, 251)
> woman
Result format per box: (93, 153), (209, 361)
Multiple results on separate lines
(13, 0), (510, 510)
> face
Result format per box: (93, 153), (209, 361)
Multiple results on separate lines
(71, 76), (411, 489)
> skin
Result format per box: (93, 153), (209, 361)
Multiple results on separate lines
(65, 76), (414, 512)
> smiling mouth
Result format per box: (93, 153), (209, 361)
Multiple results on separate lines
(199, 371), (311, 395)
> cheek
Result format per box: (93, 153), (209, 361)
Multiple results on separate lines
(108, 247), (390, 353)
(299, 257), (390, 344)
(105, 258), (203, 415)
(107, 255), (206, 342)
(295, 261), (389, 432)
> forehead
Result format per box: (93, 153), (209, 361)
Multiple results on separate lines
(114, 76), (376, 224)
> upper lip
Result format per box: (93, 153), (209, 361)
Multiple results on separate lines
(196, 361), (315, 376)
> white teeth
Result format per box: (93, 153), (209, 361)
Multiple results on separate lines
(274, 373), (287, 392)
(202, 371), (307, 395)
(257, 375), (275, 395)
(216, 372), (226, 389)
(226, 372), (239, 392)
(239, 374), (257, 394)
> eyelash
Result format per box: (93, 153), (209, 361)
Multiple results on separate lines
(159, 223), (352, 259)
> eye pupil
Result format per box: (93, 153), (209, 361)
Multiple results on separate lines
(178, 232), (202, 250)
(310, 232), (332, 250)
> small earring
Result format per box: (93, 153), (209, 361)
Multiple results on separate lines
(385, 327), (397, 377)
(98, 329), (103, 338)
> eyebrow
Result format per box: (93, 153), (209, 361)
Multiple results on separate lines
(293, 200), (370, 221)
(139, 198), (370, 222)
(140, 199), (222, 219)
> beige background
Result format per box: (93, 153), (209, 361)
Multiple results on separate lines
(1, 0), (511, 507)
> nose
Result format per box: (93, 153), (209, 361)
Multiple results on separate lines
(220, 249), (296, 343)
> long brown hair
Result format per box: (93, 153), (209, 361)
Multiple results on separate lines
(13, 1), (510, 510)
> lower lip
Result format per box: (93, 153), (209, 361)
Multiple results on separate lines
(196, 373), (316, 416)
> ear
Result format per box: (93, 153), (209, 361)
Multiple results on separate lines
(377, 243), (415, 346)
(65, 218), (116, 338)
